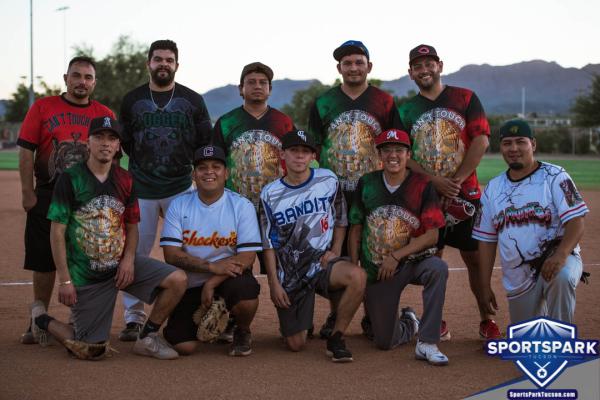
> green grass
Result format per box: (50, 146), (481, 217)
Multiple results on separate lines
(1, 149), (599, 189)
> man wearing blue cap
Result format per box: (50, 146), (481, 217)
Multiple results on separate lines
(474, 120), (588, 324)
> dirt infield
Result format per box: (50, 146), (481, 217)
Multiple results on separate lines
(0, 170), (598, 400)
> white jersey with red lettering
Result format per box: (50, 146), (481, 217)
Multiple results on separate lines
(160, 189), (262, 288)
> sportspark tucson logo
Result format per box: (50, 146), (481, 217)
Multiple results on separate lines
(486, 318), (598, 389)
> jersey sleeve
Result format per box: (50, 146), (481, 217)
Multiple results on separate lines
(419, 181), (445, 231)
(17, 101), (43, 151)
(236, 199), (263, 253)
(472, 184), (498, 242)
(333, 178), (348, 227)
(123, 178), (140, 224)
(465, 92), (490, 139)
(159, 197), (184, 247)
(551, 170), (589, 224)
(193, 95), (213, 148)
(47, 172), (74, 225)
(308, 102), (324, 146)
(211, 118), (227, 154)
(119, 94), (134, 156)
(259, 191), (275, 250)
(348, 177), (366, 225)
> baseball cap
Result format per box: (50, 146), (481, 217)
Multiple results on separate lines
(193, 145), (227, 166)
(333, 40), (370, 61)
(499, 119), (534, 139)
(240, 62), (274, 85)
(89, 116), (122, 140)
(409, 44), (440, 65)
(375, 129), (411, 149)
(281, 130), (317, 152)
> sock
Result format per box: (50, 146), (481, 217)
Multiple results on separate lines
(139, 319), (161, 339)
(34, 314), (54, 331)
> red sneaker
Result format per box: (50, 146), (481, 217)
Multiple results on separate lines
(479, 319), (502, 340)
(440, 320), (451, 342)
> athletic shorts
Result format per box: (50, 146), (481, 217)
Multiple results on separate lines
(23, 191), (55, 272)
(437, 199), (481, 252)
(277, 258), (345, 338)
(163, 269), (260, 345)
(71, 256), (176, 343)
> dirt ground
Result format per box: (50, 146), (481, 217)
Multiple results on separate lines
(0, 170), (598, 400)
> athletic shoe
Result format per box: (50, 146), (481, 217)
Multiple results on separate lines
(400, 307), (420, 338)
(479, 319), (502, 340)
(20, 327), (37, 345)
(440, 320), (451, 342)
(229, 328), (252, 357)
(326, 332), (353, 363)
(415, 340), (449, 366)
(361, 315), (374, 341)
(118, 322), (143, 342)
(218, 317), (236, 343)
(30, 300), (48, 346)
(319, 311), (337, 339)
(132, 332), (179, 360)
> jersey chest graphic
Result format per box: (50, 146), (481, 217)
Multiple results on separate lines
(366, 205), (419, 265)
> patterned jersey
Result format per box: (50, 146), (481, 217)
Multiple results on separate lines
(119, 83), (212, 199)
(398, 85), (490, 200)
(472, 162), (589, 299)
(47, 162), (140, 286)
(349, 170), (445, 283)
(260, 168), (347, 296)
(212, 106), (294, 209)
(17, 95), (115, 194)
(160, 189), (262, 288)
(308, 85), (401, 197)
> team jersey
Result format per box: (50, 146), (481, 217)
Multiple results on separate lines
(17, 95), (115, 194)
(212, 106), (294, 209)
(398, 85), (490, 200)
(47, 162), (139, 287)
(349, 170), (445, 283)
(120, 82), (212, 199)
(472, 162), (589, 299)
(160, 189), (262, 288)
(308, 85), (401, 197)
(260, 168), (347, 296)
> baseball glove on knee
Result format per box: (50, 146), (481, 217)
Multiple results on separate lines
(63, 339), (115, 361)
(192, 296), (230, 343)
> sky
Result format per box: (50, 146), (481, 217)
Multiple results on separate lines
(1, 0), (599, 100)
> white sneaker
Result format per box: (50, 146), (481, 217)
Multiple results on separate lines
(133, 332), (179, 360)
(30, 301), (48, 346)
(400, 307), (420, 338)
(415, 340), (449, 366)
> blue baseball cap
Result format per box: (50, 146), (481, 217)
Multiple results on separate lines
(333, 40), (370, 61)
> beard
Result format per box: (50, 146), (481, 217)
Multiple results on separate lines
(415, 72), (440, 90)
(150, 67), (175, 87)
(70, 86), (89, 99)
(508, 162), (524, 170)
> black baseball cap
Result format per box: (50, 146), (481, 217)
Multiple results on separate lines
(499, 119), (534, 139)
(240, 62), (274, 85)
(281, 130), (317, 152)
(333, 40), (370, 61)
(89, 116), (122, 140)
(409, 44), (440, 65)
(193, 145), (227, 166)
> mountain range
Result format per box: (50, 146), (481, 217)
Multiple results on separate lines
(202, 60), (599, 118)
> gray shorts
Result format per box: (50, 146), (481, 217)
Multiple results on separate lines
(276, 258), (345, 337)
(72, 256), (176, 343)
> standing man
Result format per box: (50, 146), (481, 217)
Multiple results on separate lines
(212, 62), (294, 274)
(474, 120), (587, 324)
(260, 130), (366, 362)
(348, 129), (449, 366)
(119, 39), (212, 340)
(398, 44), (500, 341)
(32, 117), (187, 360)
(160, 145), (262, 356)
(308, 40), (401, 338)
(17, 56), (114, 344)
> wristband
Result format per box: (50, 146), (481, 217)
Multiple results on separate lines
(59, 280), (72, 286)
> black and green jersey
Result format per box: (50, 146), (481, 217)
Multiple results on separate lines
(213, 106), (294, 209)
(47, 162), (140, 286)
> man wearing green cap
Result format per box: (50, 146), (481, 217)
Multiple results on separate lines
(473, 119), (588, 324)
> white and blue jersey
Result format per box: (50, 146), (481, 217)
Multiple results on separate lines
(260, 168), (347, 295)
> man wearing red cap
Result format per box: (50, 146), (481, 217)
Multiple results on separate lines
(348, 128), (449, 365)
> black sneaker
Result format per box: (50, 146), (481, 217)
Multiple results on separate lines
(326, 331), (353, 363)
(229, 328), (252, 357)
(319, 312), (337, 339)
(218, 317), (236, 343)
(307, 325), (314, 339)
(361, 315), (374, 341)
(119, 322), (143, 342)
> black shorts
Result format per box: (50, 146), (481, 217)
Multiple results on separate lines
(437, 199), (481, 252)
(24, 191), (56, 272)
(163, 269), (260, 345)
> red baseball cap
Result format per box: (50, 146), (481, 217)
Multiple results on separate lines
(375, 129), (411, 148)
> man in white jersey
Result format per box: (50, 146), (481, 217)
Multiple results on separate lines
(260, 130), (366, 363)
(160, 145), (261, 356)
(473, 120), (588, 324)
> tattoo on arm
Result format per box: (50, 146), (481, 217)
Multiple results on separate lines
(171, 254), (210, 273)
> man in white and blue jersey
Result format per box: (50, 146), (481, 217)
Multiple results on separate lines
(260, 130), (366, 363)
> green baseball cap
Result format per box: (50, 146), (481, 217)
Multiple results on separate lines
(499, 119), (534, 139)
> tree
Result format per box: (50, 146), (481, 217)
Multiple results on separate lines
(572, 74), (600, 127)
(5, 81), (60, 122)
(281, 81), (331, 131)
